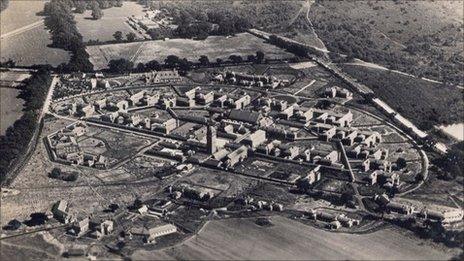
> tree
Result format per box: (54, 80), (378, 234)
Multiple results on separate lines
(126, 32), (136, 42)
(113, 31), (123, 41)
(49, 167), (62, 179)
(247, 55), (256, 63)
(396, 157), (407, 169)
(198, 55), (209, 66)
(295, 178), (311, 192)
(74, 1), (87, 13)
(136, 62), (146, 72)
(145, 60), (160, 71)
(228, 55), (243, 63)
(91, 4), (103, 20)
(178, 58), (191, 71)
(114, 0), (123, 7)
(256, 51), (265, 63)
(216, 58), (223, 65)
(165, 55), (180, 67)
(108, 59), (134, 73)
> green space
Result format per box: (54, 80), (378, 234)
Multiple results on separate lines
(341, 64), (464, 130)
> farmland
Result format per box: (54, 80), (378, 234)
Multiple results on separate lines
(86, 33), (295, 70)
(74, 1), (145, 42)
(0, 1), (70, 66)
(133, 216), (456, 260)
(0, 0), (44, 34)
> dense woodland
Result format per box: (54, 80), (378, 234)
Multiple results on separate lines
(0, 70), (51, 184)
(340, 64), (464, 130)
(310, 0), (464, 86)
(146, 1), (302, 40)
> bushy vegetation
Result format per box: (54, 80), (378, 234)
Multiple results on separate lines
(43, 0), (93, 72)
(340, 64), (464, 130)
(0, 70), (51, 184)
(49, 167), (79, 182)
(108, 51), (268, 74)
(310, 0), (464, 86)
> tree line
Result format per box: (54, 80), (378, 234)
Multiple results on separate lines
(106, 51), (268, 74)
(43, 0), (93, 72)
(0, 69), (52, 184)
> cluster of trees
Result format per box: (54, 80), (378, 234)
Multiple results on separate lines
(73, 0), (123, 18)
(112, 31), (137, 42)
(107, 51), (267, 74)
(0, 70), (51, 184)
(173, 9), (251, 39)
(154, 0), (302, 40)
(43, 0), (93, 72)
(433, 141), (464, 180)
(0, 59), (15, 68)
(0, 0), (9, 12)
(49, 167), (79, 181)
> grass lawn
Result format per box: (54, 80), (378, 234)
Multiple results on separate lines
(86, 33), (295, 70)
(74, 1), (145, 42)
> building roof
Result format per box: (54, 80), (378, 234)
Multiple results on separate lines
(228, 110), (261, 124)
(146, 224), (177, 236)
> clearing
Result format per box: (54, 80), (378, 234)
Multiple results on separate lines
(74, 1), (145, 42)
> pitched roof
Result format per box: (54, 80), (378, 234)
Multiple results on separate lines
(228, 110), (261, 124)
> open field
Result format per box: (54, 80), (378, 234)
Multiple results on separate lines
(340, 64), (464, 130)
(133, 216), (457, 260)
(86, 33), (295, 70)
(0, 88), (24, 135)
(0, 1), (70, 66)
(74, 1), (145, 42)
(0, 0), (45, 34)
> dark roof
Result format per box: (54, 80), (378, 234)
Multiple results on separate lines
(228, 110), (261, 124)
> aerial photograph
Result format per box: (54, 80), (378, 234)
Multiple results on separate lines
(0, 0), (463, 260)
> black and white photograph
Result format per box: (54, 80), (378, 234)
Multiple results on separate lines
(0, 0), (463, 260)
